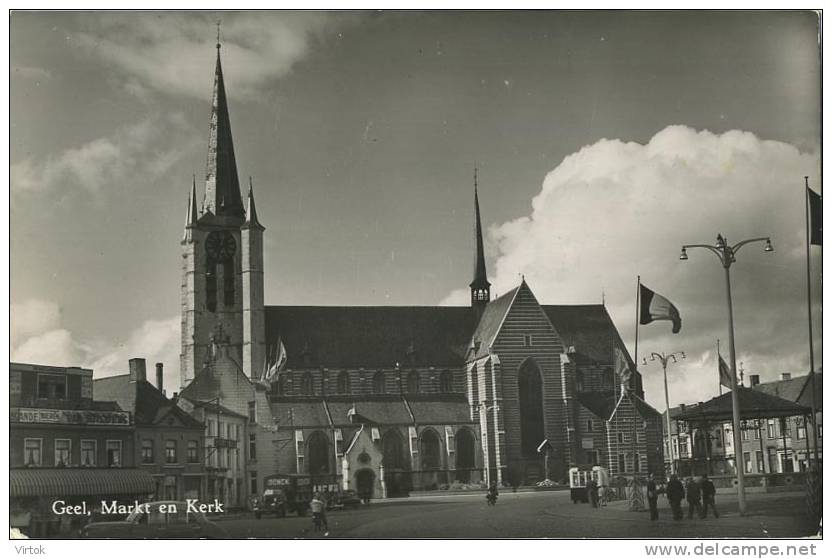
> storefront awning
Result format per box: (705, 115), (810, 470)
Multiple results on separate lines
(11, 468), (155, 498)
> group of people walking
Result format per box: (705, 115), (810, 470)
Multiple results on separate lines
(647, 473), (719, 521)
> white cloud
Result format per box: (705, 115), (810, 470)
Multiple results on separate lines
(451, 125), (820, 410)
(74, 12), (353, 100)
(89, 317), (181, 390)
(11, 299), (62, 344)
(10, 113), (197, 194)
(11, 297), (181, 391)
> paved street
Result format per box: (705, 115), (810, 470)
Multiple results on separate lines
(214, 490), (818, 539)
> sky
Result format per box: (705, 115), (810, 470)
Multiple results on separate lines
(9, 11), (822, 409)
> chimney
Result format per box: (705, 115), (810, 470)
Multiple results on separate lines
(750, 374), (760, 387)
(781, 372), (791, 381)
(156, 363), (164, 393)
(128, 358), (147, 383)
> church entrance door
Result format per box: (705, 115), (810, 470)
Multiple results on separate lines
(355, 469), (375, 502)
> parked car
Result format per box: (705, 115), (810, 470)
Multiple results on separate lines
(336, 490), (361, 510)
(80, 501), (227, 539)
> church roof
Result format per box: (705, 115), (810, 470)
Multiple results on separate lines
(408, 394), (472, 424)
(469, 285), (521, 359)
(543, 304), (622, 366)
(577, 392), (616, 420)
(264, 306), (474, 369)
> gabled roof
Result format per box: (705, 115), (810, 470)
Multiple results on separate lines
(178, 349), (255, 417)
(753, 373), (822, 411)
(674, 386), (811, 422)
(543, 304), (625, 367)
(577, 392), (616, 420)
(264, 306), (474, 369)
(469, 285), (521, 359)
(631, 392), (662, 419)
(94, 375), (202, 428)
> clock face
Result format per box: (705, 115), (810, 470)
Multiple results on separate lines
(205, 231), (236, 260)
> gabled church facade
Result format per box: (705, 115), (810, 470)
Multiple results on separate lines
(178, 43), (663, 498)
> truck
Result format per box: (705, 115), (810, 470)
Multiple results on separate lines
(568, 466), (609, 504)
(254, 474), (313, 519)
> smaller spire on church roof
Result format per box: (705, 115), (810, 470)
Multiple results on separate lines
(243, 177), (265, 230)
(183, 175), (198, 241)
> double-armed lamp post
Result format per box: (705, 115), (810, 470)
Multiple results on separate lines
(642, 351), (685, 475)
(679, 234), (773, 516)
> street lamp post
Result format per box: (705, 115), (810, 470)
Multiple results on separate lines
(680, 233), (773, 516)
(642, 351), (685, 476)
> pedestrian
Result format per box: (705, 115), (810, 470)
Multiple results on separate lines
(700, 474), (719, 518)
(686, 477), (703, 519)
(646, 473), (659, 521)
(587, 478), (599, 508)
(309, 492), (328, 534)
(666, 474), (685, 521)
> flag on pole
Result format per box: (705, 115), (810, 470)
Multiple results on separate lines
(639, 284), (682, 333)
(808, 187), (822, 246)
(263, 337), (287, 382)
(718, 353), (733, 389)
(615, 346), (632, 389)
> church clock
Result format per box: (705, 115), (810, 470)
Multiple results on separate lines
(205, 231), (237, 261)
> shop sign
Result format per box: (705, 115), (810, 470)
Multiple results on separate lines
(12, 407), (131, 426)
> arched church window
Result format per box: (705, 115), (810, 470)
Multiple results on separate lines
(307, 431), (330, 475)
(206, 262), (218, 313)
(301, 373), (314, 396)
(455, 428), (476, 482)
(337, 372), (351, 395)
(407, 371), (420, 394)
(420, 430), (441, 470)
(440, 371), (453, 393)
(382, 430), (406, 470)
(373, 371), (386, 394)
(518, 359), (545, 457)
(223, 258), (234, 306)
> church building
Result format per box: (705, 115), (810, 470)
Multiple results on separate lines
(178, 41), (664, 499)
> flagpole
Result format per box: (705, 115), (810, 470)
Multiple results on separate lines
(632, 275), (640, 477)
(717, 339), (722, 397)
(804, 177), (819, 470)
(634, 276), (640, 379)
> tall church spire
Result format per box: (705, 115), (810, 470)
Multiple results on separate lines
(470, 168), (491, 313)
(202, 38), (245, 219)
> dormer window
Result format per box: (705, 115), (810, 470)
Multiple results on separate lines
(407, 371), (420, 394)
(301, 373), (314, 396)
(337, 372), (351, 395)
(440, 371), (453, 393)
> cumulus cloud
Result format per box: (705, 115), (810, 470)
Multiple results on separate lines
(11, 297), (181, 390)
(446, 125), (821, 410)
(11, 300), (89, 366)
(10, 113), (197, 194)
(73, 12), (354, 100)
